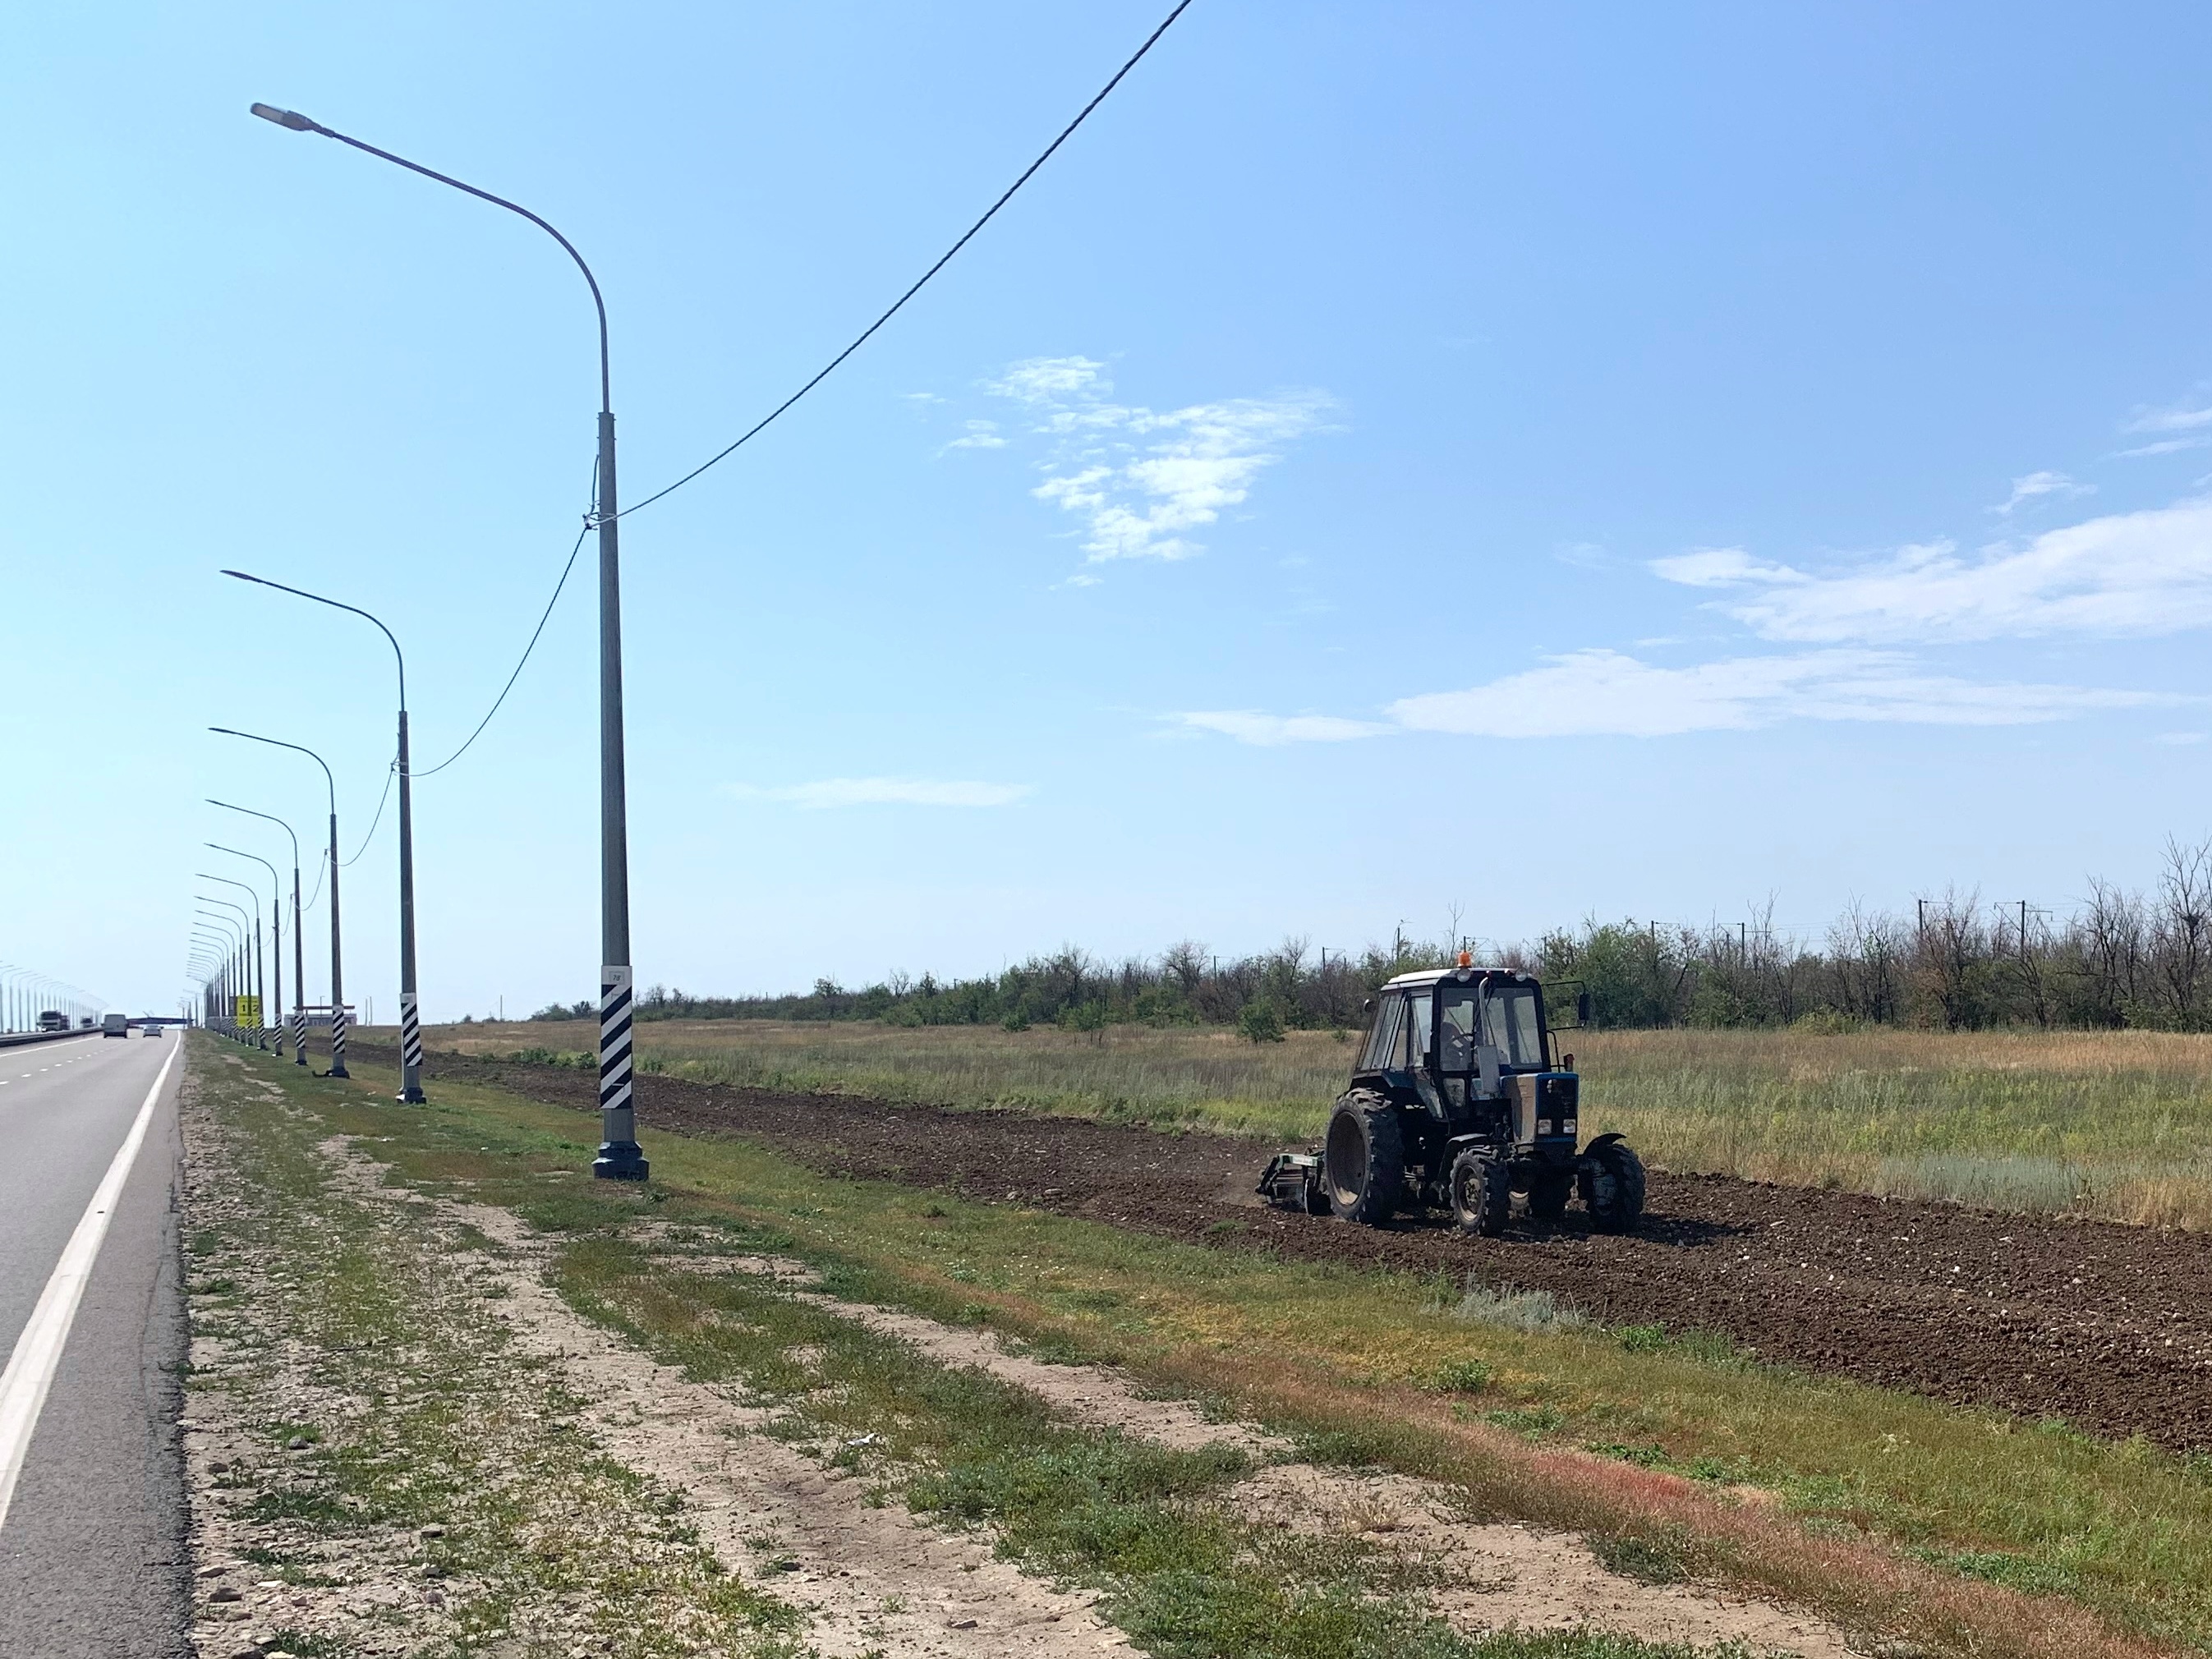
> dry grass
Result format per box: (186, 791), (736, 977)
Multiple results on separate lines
(398, 1018), (2212, 1229)
(1583, 1027), (2212, 1229)
(322, 1050), (2212, 1657)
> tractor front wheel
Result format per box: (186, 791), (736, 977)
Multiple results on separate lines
(1580, 1136), (1646, 1234)
(1450, 1151), (1512, 1237)
(1324, 1091), (1403, 1225)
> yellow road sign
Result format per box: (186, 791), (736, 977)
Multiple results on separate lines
(234, 995), (262, 1023)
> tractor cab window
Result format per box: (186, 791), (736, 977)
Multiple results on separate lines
(1437, 990), (1479, 1071)
(1360, 994), (1405, 1071)
(1483, 986), (1546, 1068)
(1408, 993), (1435, 1069)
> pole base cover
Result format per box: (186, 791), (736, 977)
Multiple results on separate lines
(396, 1087), (428, 1104)
(592, 1141), (650, 1182)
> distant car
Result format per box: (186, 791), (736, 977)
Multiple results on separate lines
(144, 1023), (163, 1036)
(79, 1016), (94, 1029)
(101, 1013), (128, 1038)
(37, 1011), (67, 1032)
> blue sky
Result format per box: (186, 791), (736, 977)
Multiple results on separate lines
(3, 1), (2210, 1019)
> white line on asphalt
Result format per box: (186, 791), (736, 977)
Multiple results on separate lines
(0, 1041), (180, 1533)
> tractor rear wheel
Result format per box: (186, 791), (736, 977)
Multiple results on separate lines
(1324, 1091), (1403, 1225)
(1528, 1167), (1573, 1222)
(1450, 1151), (1511, 1237)
(1580, 1136), (1646, 1233)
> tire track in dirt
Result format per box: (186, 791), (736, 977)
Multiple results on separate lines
(377, 1045), (2212, 1452)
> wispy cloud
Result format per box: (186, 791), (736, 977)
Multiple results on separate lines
(941, 419), (1006, 452)
(1175, 649), (2174, 743)
(1173, 710), (1391, 745)
(990, 356), (1111, 404)
(2113, 402), (2212, 458)
(1990, 470), (2092, 516)
(2114, 436), (2212, 459)
(1648, 499), (2212, 643)
(722, 778), (1032, 809)
(984, 356), (1330, 565)
(1648, 547), (1807, 589)
(2126, 402), (2212, 434)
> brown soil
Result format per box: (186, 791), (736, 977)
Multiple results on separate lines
(373, 1044), (2212, 1453)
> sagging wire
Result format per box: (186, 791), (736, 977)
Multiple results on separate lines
(606, 0), (1195, 526)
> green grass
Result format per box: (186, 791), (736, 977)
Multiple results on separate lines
(305, 1045), (2212, 1657)
(183, 1039), (808, 1659)
(205, 1038), (1733, 1659)
(397, 1018), (2212, 1227)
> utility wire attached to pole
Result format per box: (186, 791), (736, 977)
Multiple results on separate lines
(333, 3), (1194, 784)
(609, 0), (1195, 525)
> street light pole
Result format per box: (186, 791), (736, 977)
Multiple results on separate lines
(193, 917), (243, 1029)
(223, 572), (426, 1101)
(248, 103), (644, 1176)
(190, 933), (230, 1023)
(211, 728), (347, 1077)
(211, 800), (308, 1066)
(200, 875), (266, 1046)
(209, 843), (286, 1059)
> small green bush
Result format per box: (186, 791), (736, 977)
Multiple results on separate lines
(1237, 1001), (1286, 1045)
(1432, 1358), (1492, 1394)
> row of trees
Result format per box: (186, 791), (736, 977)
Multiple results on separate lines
(529, 839), (2212, 1034)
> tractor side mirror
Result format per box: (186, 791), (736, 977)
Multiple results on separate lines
(1576, 990), (1593, 1026)
(1361, 996), (1375, 1013)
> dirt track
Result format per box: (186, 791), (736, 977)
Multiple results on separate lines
(372, 1043), (2212, 1452)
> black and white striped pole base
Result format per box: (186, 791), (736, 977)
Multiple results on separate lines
(591, 965), (648, 1181)
(329, 1001), (350, 1078)
(397, 990), (426, 1103)
(292, 1006), (307, 1067)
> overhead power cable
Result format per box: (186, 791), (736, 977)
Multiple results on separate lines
(415, 517), (591, 779)
(340, 761), (398, 866)
(395, 2), (1192, 780)
(608, 0), (1194, 525)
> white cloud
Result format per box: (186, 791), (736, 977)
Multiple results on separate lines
(1390, 650), (2166, 735)
(722, 778), (1032, 809)
(942, 419), (1006, 452)
(2156, 731), (2209, 747)
(988, 356), (1110, 403)
(1175, 649), (2174, 744)
(1648, 547), (1805, 588)
(986, 358), (1330, 563)
(1648, 499), (2212, 643)
(2126, 402), (2212, 434)
(1173, 710), (1391, 745)
(1990, 470), (2092, 516)
(2114, 436), (2212, 459)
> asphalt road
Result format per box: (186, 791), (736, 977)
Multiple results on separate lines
(0, 1031), (189, 1657)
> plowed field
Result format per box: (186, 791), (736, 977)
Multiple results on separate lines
(370, 1044), (2212, 1452)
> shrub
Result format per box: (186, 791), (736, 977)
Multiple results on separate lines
(1432, 1357), (1492, 1394)
(1237, 1000), (1286, 1045)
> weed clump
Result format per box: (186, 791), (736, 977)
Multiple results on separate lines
(1451, 1280), (1587, 1334)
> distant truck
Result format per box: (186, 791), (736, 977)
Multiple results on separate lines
(37, 1010), (67, 1032)
(102, 1013), (129, 1038)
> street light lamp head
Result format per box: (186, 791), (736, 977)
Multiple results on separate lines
(250, 103), (318, 133)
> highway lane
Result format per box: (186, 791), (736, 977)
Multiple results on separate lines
(0, 1030), (190, 1657)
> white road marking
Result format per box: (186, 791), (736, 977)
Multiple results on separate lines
(0, 1041), (180, 1533)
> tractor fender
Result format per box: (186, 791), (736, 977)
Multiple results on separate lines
(1581, 1132), (1626, 1156)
